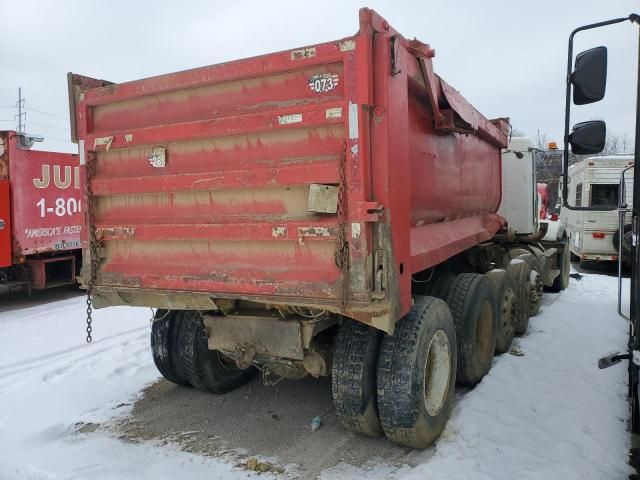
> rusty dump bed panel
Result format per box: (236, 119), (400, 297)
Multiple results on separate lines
(0, 131), (82, 263)
(72, 8), (507, 332)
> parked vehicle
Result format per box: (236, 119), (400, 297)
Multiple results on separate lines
(0, 131), (82, 295)
(561, 154), (634, 264)
(68, 8), (569, 448)
(538, 182), (566, 242)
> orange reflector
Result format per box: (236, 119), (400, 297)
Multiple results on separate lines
(592, 232), (606, 239)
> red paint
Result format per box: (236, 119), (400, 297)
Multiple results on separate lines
(26, 255), (76, 289)
(537, 183), (549, 219)
(72, 8), (508, 325)
(1, 132), (83, 258)
(0, 180), (10, 267)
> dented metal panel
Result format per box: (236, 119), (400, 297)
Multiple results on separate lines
(72, 8), (507, 331)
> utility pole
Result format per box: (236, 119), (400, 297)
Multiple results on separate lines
(16, 87), (25, 134)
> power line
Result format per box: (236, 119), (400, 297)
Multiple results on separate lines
(22, 87), (67, 104)
(28, 120), (68, 131)
(24, 106), (68, 119)
(42, 135), (72, 142)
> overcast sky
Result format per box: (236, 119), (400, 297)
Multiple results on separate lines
(0, 0), (636, 153)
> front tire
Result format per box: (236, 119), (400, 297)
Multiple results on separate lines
(377, 296), (457, 449)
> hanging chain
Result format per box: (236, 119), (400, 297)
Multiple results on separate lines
(85, 151), (100, 343)
(335, 142), (350, 311)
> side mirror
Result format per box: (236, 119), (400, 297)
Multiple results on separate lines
(571, 46), (607, 105)
(569, 120), (606, 155)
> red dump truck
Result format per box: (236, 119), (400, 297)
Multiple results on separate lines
(0, 131), (82, 294)
(68, 8), (569, 448)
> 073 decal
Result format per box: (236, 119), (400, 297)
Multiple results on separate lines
(308, 73), (339, 93)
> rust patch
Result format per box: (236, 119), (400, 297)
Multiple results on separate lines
(297, 227), (333, 238)
(0, 132), (8, 179)
(97, 226), (136, 239)
(290, 47), (316, 61)
(272, 226), (287, 238)
(93, 136), (113, 151)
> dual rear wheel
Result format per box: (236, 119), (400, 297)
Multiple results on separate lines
(334, 262), (542, 449)
(333, 272), (501, 448)
(333, 297), (457, 448)
(151, 310), (256, 393)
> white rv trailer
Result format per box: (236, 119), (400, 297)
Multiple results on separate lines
(561, 154), (634, 263)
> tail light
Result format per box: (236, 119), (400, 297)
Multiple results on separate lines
(592, 232), (606, 239)
(551, 213), (559, 221)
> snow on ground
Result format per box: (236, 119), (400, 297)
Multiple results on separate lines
(0, 271), (633, 479)
(0, 299), (242, 479)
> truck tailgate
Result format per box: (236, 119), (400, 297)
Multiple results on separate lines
(74, 39), (364, 306)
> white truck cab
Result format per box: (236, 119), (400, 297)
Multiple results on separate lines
(499, 137), (565, 242)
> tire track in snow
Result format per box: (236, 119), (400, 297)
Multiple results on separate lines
(0, 326), (150, 389)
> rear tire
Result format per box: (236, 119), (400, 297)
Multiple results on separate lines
(518, 253), (543, 317)
(332, 319), (383, 437)
(486, 270), (518, 354)
(377, 296), (457, 449)
(150, 310), (190, 386)
(446, 273), (497, 386)
(507, 259), (532, 335)
(175, 311), (257, 393)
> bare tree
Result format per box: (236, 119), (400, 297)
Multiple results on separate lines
(603, 132), (633, 154)
(536, 130), (549, 149)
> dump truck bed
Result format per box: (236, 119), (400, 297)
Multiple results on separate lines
(71, 8), (507, 332)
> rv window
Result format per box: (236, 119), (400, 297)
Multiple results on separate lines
(590, 184), (619, 207)
(575, 183), (583, 207)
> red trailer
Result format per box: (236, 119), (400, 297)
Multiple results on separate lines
(0, 131), (82, 294)
(69, 8), (569, 448)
